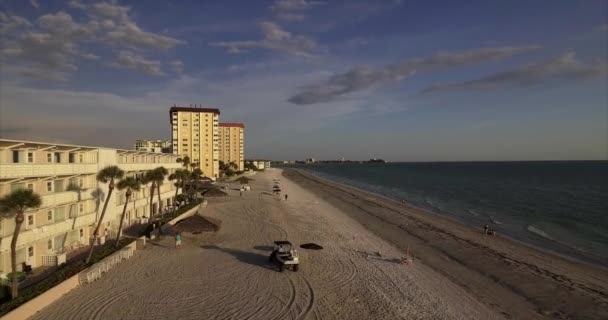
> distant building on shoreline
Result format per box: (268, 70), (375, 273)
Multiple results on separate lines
(134, 139), (172, 153)
(0, 139), (182, 274)
(219, 123), (245, 171)
(246, 160), (270, 170)
(170, 105), (220, 179)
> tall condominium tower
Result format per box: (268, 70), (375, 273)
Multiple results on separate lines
(169, 106), (220, 179)
(219, 123), (244, 171)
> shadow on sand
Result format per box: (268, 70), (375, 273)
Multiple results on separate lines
(201, 245), (277, 271)
(253, 245), (274, 251)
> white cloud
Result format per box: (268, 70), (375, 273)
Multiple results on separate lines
(420, 53), (608, 94)
(1, 2), (185, 81)
(270, 0), (325, 21)
(169, 60), (184, 73)
(210, 21), (317, 57)
(113, 51), (164, 75)
(103, 21), (185, 50)
(289, 45), (541, 104)
(0, 13), (32, 33)
(67, 0), (85, 9)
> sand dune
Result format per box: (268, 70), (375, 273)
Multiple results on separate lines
(31, 169), (501, 319)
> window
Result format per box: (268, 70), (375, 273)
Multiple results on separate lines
(47, 181), (53, 192)
(79, 153), (84, 163)
(79, 229), (84, 237)
(28, 246), (34, 257)
(27, 152), (34, 163)
(79, 203), (84, 213)
(182, 138), (188, 141)
(27, 183), (34, 191)
(47, 239), (53, 250)
(27, 214), (34, 227)
(47, 210), (53, 221)
(54, 152), (61, 163)
(47, 153), (53, 162)
(69, 153), (75, 163)
(12, 150), (19, 163)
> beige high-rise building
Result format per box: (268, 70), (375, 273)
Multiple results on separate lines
(219, 123), (244, 171)
(170, 106), (220, 178)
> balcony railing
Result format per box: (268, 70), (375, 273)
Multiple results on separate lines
(41, 188), (93, 208)
(0, 163), (98, 179)
(0, 210), (97, 252)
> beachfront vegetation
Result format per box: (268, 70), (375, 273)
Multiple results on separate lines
(86, 166), (124, 264)
(154, 167), (169, 220)
(0, 237), (133, 315)
(115, 176), (141, 248)
(0, 189), (42, 299)
(219, 161), (238, 177)
(177, 156), (191, 171)
(169, 169), (189, 200)
(244, 162), (258, 171)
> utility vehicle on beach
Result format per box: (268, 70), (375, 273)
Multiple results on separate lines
(269, 241), (299, 272)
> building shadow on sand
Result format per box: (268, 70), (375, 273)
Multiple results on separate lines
(253, 245), (274, 251)
(200, 245), (277, 271)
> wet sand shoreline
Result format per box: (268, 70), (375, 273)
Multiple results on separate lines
(284, 168), (608, 319)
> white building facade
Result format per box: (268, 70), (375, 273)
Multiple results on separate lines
(0, 139), (183, 274)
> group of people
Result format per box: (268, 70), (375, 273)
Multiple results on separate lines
(483, 225), (496, 236)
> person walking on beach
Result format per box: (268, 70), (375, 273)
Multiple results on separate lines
(284, 194), (288, 200)
(484, 225), (489, 235)
(175, 232), (182, 248)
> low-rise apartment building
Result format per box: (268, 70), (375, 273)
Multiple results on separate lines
(134, 139), (172, 153)
(0, 139), (183, 274)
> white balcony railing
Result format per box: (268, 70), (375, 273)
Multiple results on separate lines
(41, 189), (93, 208)
(0, 163), (98, 179)
(0, 211), (97, 252)
(117, 162), (181, 172)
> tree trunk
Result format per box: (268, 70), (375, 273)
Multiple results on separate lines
(157, 184), (164, 235)
(10, 212), (24, 299)
(174, 180), (179, 201)
(149, 182), (156, 220)
(114, 191), (131, 248)
(157, 184), (163, 220)
(86, 181), (114, 264)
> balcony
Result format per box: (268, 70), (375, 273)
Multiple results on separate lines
(118, 162), (182, 172)
(41, 189), (93, 208)
(0, 163), (98, 179)
(0, 211), (97, 252)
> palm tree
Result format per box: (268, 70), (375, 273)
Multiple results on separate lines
(142, 170), (157, 220)
(153, 167), (168, 220)
(86, 166), (124, 264)
(181, 156), (191, 171)
(0, 189), (42, 299)
(188, 168), (203, 200)
(114, 176), (140, 248)
(168, 169), (188, 201)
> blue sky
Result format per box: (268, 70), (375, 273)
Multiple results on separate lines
(0, 0), (606, 161)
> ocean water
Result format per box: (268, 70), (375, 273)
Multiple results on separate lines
(286, 161), (608, 266)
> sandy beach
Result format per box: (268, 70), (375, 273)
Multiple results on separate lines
(284, 169), (608, 319)
(30, 169), (607, 319)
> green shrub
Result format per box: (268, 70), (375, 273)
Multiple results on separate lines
(5, 272), (25, 282)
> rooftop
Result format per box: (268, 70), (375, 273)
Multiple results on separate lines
(169, 106), (221, 114)
(219, 123), (245, 128)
